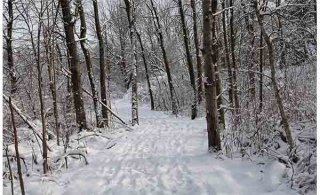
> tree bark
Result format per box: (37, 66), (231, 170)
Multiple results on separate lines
(255, 1), (294, 152)
(44, 35), (60, 146)
(9, 97), (26, 195)
(78, 0), (103, 128)
(259, 28), (263, 112)
(243, 1), (256, 100)
(43, 0), (61, 145)
(212, 0), (225, 129)
(60, 0), (87, 131)
(124, 0), (139, 125)
(5, 146), (14, 195)
(93, 0), (109, 127)
(229, 0), (240, 116)
(190, 0), (203, 104)
(33, 1), (49, 173)
(6, 0), (17, 95)
(203, 0), (221, 152)
(178, 0), (197, 119)
(149, 0), (178, 116)
(119, 32), (128, 89)
(221, 0), (234, 108)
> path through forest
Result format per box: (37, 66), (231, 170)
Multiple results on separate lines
(14, 96), (298, 195)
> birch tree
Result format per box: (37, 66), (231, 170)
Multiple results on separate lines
(123, 0), (139, 125)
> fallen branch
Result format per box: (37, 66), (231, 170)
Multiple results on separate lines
(61, 67), (129, 126)
(76, 133), (112, 141)
(81, 88), (128, 126)
(109, 119), (134, 131)
(53, 149), (88, 165)
(106, 143), (116, 150)
(3, 95), (52, 152)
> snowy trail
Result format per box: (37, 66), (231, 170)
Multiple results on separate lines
(15, 97), (297, 195)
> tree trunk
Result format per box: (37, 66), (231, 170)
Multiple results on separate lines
(149, 0), (178, 116)
(119, 33), (128, 89)
(5, 146), (14, 195)
(93, 0), (109, 127)
(60, 0), (87, 131)
(43, 0), (61, 144)
(203, 0), (221, 152)
(136, 30), (155, 110)
(244, 1), (256, 100)
(314, 0), (317, 24)
(6, 0), (17, 95)
(276, 1), (286, 71)
(212, 0), (225, 129)
(221, 1), (234, 108)
(259, 28), (263, 112)
(178, 0), (197, 119)
(190, 0), (203, 104)
(124, 0), (139, 125)
(65, 50), (73, 125)
(255, 1), (294, 152)
(229, 0), (240, 117)
(9, 97), (25, 195)
(78, 0), (103, 128)
(34, 5), (49, 173)
(44, 36), (61, 146)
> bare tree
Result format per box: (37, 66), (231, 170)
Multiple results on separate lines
(255, 1), (294, 152)
(77, 0), (103, 128)
(93, 0), (109, 127)
(190, 0), (203, 104)
(177, 0), (197, 119)
(5, 146), (14, 195)
(123, 0), (139, 125)
(212, 0), (225, 129)
(43, 0), (61, 146)
(135, 29), (155, 110)
(148, 0), (178, 116)
(18, 0), (50, 174)
(9, 97), (25, 195)
(243, 1), (256, 100)
(203, 0), (221, 151)
(5, 0), (17, 95)
(229, 0), (240, 117)
(60, 0), (88, 131)
(221, 0), (234, 108)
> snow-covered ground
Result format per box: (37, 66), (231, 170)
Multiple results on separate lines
(4, 95), (300, 195)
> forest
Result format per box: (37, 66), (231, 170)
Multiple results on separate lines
(2, 0), (316, 194)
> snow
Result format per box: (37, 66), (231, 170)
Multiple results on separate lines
(4, 95), (299, 195)
(263, 161), (287, 192)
